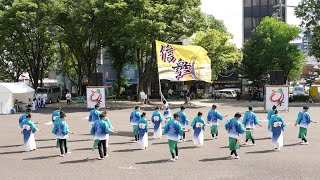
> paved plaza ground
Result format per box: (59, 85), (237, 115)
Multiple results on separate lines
(1, 99), (320, 179)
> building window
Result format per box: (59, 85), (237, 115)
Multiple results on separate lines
(244, 17), (252, 28)
(261, 0), (268, 5)
(253, 0), (259, 6)
(269, 0), (277, 5)
(244, 0), (252, 7)
(252, 17), (260, 27)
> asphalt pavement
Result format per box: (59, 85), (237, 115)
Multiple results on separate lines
(1, 100), (320, 180)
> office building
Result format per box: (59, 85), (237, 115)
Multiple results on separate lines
(243, 0), (286, 42)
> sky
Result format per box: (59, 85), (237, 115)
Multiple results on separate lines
(200, 0), (302, 48)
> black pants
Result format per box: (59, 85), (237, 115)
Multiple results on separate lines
(98, 140), (107, 158)
(302, 137), (307, 142)
(245, 138), (255, 144)
(171, 143), (179, 158)
(230, 150), (238, 156)
(59, 139), (67, 155)
(212, 132), (218, 138)
(67, 99), (71, 105)
(135, 134), (140, 141)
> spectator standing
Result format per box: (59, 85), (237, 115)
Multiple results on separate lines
(66, 92), (72, 106)
(168, 88), (173, 100)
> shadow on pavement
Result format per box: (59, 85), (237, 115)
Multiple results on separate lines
(152, 142), (167, 145)
(179, 146), (198, 150)
(255, 137), (271, 141)
(0, 144), (21, 148)
(38, 145), (57, 149)
(284, 143), (300, 147)
(109, 141), (134, 145)
(60, 158), (96, 164)
(246, 149), (275, 154)
(73, 148), (92, 151)
(199, 157), (230, 162)
(0, 150), (25, 155)
(113, 148), (141, 153)
(23, 155), (59, 160)
(220, 146), (229, 149)
(68, 139), (92, 142)
(136, 159), (170, 164)
(36, 138), (55, 142)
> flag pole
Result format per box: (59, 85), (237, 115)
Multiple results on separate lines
(155, 40), (163, 102)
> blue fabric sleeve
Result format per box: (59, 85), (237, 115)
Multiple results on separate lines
(296, 112), (302, 124)
(89, 111), (93, 122)
(30, 121), (37, 133)
(190, 118), (196, 129)
(216, 111), (223, 120)
(207, 111), (212, 122)
(90, 122), (95, 135)
(242, 112), (248, 125)
(254, 113), (259, 125)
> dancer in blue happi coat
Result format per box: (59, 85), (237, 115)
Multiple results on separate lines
(137, 112), (149, 149)
(190, 112), (206, 146)
(52, 111), (71, 156)
(18, 108), (32, 128)
(20, 114), (39, 151)
(269, 110), (286, 151)
(225, 113), (244, 159)
(163, 113), (184, 162)
(207, 105), (225, 139)
(267, 105), (277, 136)
(242, 106), (261, 146)
(91, 112), (112, 160)
(130, 106), (141, 141)
(52, 107), (62, 122)
(295, 106), (316, 145)
(101, 111), (116, 147)
(162, 99), (171, 120)
(176, 106), (189, 141)
(88, 104), (100, 123)
(151, 107), (163, 139)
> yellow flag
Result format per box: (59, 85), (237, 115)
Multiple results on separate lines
(155, 40), (211, 83)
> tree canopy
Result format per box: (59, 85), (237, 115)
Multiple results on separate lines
(242, 17), (305, 84)
(295, 0), (320, 60)
(193, 15), (242, 80)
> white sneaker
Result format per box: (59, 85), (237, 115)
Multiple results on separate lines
(243, 142), (248, 145)
(235, 156), (240, 159)
(97, 157), (104, 160)
(215, 136), (219, 139)
(182, 139), (186, 142)
(105, 154), (109, 157)
(301, 142), (309, 145)
(169, 158), (176, 162)
(66, 151), (71, 154)
(60, 154), (65, 157)
(227, 155), (233, 159)
(175, 156), (179, 160)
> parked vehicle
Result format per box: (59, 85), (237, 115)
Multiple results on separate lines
(292, 85), (305, 95)
(37, 86), (61, 104)
(218, 89), (237, 98)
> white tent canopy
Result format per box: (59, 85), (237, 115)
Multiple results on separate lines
(0, 82), (35, 114)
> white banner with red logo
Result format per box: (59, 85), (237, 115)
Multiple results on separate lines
(265, 85), (289, 111)
(86, 86), (105, 109)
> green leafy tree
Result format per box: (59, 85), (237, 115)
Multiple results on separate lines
(242, 17), (305, 84)
(0, 0), (55, 88)
(124, 0), (206, 97)
(193, 16), (242, 80)
(49, 0), (114, 95)
(295, 0), (320, 60)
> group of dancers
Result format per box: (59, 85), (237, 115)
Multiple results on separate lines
(18, 100), (315, 161)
